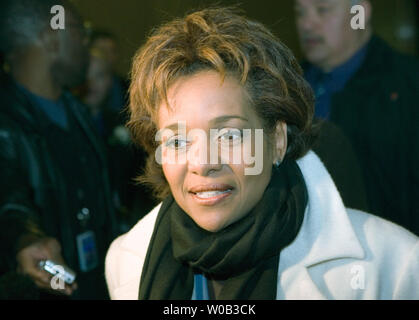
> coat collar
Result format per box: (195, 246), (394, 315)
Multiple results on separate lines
(274, 151), (365, 299)
(293, 151), (365, 267)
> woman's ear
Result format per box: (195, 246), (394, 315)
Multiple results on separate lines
(273, 121), (287, 164)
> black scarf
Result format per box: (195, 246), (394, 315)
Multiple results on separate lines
(138, 159), (307, 300)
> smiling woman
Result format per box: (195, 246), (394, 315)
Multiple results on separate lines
(105, 7), (419, 300)
(158, 71), (277, 233)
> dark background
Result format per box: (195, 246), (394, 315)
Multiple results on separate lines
(70, 0), (419, 78)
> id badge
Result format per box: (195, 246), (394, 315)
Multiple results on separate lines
(76, 230), (98, 272)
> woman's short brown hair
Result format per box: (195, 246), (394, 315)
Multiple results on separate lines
(128, 7), (316, 200)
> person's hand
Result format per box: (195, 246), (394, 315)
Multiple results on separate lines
(16, 237), (78, 296)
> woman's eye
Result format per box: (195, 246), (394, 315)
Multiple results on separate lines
(165, 137), (188, 149)
(218, 129), (242, 144)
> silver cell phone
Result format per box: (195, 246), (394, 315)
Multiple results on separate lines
(39, 260), (77, 285)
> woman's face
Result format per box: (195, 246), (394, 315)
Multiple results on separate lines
(158, 70), (286, 232)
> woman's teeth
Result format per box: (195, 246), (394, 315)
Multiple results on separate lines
(195, 189), (231, 198)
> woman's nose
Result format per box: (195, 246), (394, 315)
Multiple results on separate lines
(187, 136), (222, 176)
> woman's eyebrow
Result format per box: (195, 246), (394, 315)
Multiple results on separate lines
(162, 122), (182, 132)
(209, 115), (249, 126)
(162, 115), (249, 130)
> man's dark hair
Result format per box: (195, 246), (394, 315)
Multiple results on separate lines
(0, 0), (65, 55)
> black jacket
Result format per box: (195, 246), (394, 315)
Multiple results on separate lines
(305, 36), (419, 235)
(0, 77), (118, 296)
(311, 119), (369, 213)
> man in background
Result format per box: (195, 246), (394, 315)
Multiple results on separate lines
(0, 0), (118, 299)
(295, 0), (419, 235)
(89, 30), (128, 112)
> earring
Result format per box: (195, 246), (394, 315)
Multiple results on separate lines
(274, 160), (281, 169)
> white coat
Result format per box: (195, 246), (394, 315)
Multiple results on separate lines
(105, 151), (419, 299)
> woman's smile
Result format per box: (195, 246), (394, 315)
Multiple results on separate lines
(188, 183), (235, 206)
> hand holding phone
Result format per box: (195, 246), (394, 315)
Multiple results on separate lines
(16, 237), (78, 296)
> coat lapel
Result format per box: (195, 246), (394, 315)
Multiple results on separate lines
(277, 265), (327, 299)
(296, 151), (365, 266)
(277, 151), (365, 298)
